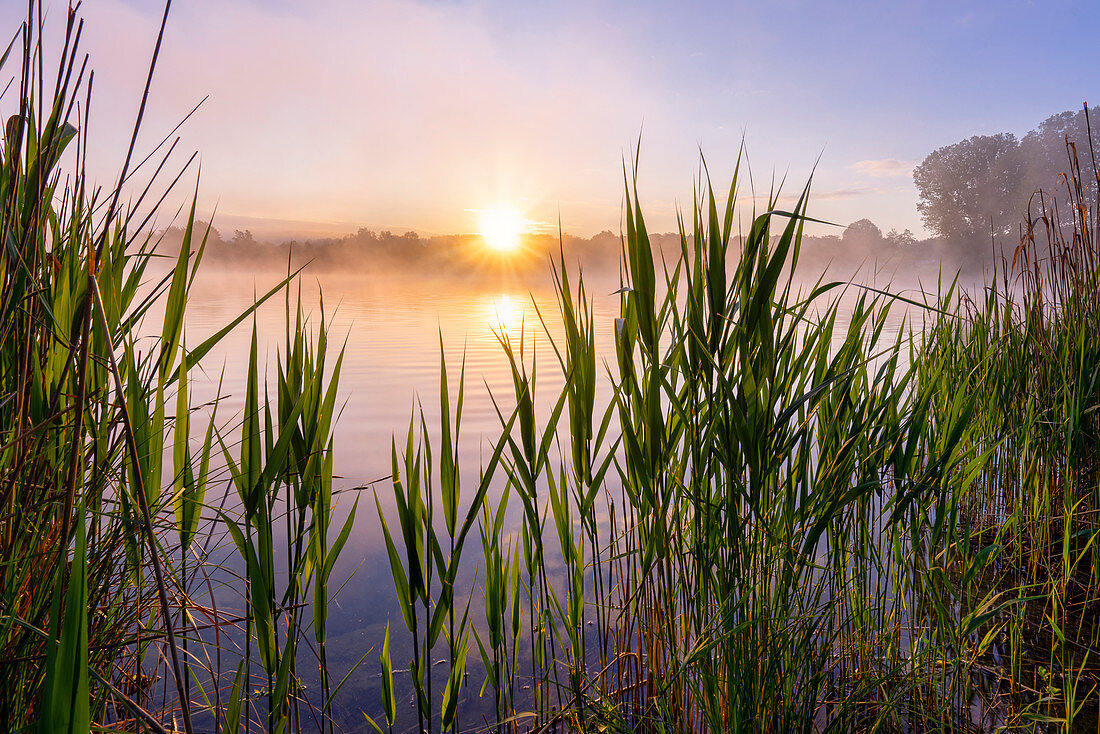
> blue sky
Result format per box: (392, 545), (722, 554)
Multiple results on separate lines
(2, 0), (1097, 239)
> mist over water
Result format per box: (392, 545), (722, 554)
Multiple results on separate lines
(173, 233), (957, 502)
(182, 267), (612, 479)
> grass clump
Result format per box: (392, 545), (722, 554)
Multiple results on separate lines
(381, 141), (1100, 731)
(913, 113), (1100, 729)
(0, 5), (357, 732)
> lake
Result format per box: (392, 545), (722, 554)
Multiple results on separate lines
(169, 259), (935, 732)
(177, 263), (632, 730)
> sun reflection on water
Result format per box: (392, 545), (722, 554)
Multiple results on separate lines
(487, 293), (526, 336)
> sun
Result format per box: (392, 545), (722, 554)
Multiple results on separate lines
(478, 208), (526, 253)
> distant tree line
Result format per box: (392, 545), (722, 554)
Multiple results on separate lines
(913, 104), (1099, 261)
(157, 217), (968, 285)
(155, 224), (648, 279)
(796, 219), (959, 281)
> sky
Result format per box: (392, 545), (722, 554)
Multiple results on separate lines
(3, 0), (1099, 240)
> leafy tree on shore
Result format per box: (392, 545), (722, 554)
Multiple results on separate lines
(913, 105), (1099, 253)
(913, 132), (1024, 245)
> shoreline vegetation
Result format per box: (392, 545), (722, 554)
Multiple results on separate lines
(3, 4), (1100, 733)
(154, 219), (981, 284)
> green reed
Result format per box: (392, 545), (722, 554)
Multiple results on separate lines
(376, 341), (513, 733)
(908, 121), (1100, 728)
(7, 1), (1100, 730)
(1, 4), (361, 732)
(379, 136), (1100, 732)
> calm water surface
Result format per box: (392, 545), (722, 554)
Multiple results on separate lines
(179, 266), (626, 728)
(173, 264), (915, 730)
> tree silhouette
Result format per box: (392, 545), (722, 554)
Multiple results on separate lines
(842, 218), (882, 244)
(913, 133), (1024, 245)
(1019, 107), (1100, 227)
(913, 105), (1100, 255)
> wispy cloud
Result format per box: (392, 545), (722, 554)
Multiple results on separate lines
(737, 187), (872, 206)
(816, 187), (873, 200)
(850, 159), (916, 178)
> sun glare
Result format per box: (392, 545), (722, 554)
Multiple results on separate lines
(488, 294), (525, 335)
(478, 208), (526, 253)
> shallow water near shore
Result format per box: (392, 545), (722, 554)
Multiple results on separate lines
(168, 262), (940, 730)
(173, 265), (624, 729)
